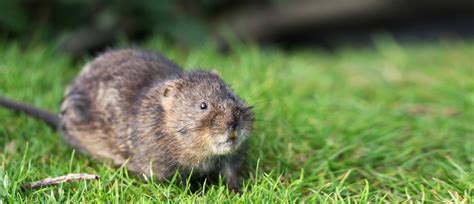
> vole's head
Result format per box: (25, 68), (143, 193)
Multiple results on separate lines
(158, 71), (254, 156)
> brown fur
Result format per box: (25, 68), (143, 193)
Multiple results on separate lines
(59, 49), (254, 192)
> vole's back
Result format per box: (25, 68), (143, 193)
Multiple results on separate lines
(59, 49), (182, 164)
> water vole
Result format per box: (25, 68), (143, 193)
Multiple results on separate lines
(0, 49), (254, 192)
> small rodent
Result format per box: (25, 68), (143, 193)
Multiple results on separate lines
(0, 49), (254, 192)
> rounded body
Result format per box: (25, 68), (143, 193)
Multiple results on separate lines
(58, 49), (253, 191)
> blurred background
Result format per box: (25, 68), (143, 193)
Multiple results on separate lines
(1, 0), (473, 55)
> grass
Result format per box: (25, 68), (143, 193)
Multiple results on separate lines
(0, 37), (473, 202)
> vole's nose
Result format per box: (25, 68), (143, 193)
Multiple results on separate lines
(226, 115), (239, 142)
(227, 118), (238, 130)
(229, 130), (238, 141)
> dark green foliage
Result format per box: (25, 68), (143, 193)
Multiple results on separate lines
(0, 0), (28, 34)
(0, 0), (211, 45)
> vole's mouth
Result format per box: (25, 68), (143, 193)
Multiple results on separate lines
(218, 140), (237, 146)
(211, 130), (240, 155)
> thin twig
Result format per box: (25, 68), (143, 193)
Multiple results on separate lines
(22, 173), (100, 189)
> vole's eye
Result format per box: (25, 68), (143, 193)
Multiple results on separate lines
(200, 102), (208, 110)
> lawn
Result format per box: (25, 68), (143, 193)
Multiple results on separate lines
(0, 38), (473, 202)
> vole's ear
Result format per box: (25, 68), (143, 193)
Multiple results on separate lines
(160, 80), (182, 109)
